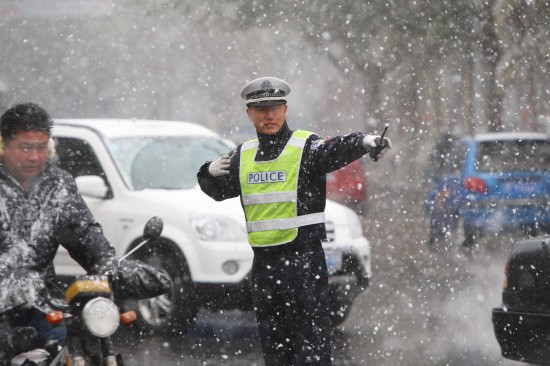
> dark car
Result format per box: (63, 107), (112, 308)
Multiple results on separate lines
(425, 132), (550, 249)
(492, 235), (550, 364)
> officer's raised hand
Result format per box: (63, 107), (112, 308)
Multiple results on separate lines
(363, 134), (392, 161)
(208, 154), (231, 177)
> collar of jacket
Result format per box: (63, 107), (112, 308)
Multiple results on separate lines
(0, 162), (51, 192)
(0, 163), (13, 183)
(255, 121), (293, 161)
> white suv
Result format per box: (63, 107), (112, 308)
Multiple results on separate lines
(52, 119), (371, 336)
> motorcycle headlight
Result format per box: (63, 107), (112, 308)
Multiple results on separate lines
(82, 297), (120, 337)
(190, 212), (247, 242)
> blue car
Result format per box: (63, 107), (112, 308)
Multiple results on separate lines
(425, 132), (550, 249)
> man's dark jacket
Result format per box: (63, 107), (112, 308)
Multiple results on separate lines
(0, 161), (115, 281)
(197, 121), (370, 248)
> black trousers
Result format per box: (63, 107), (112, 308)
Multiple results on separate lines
(251, 240), (332, 366)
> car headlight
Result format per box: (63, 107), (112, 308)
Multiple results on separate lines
(82, 297), (120, 337)
(190, 212), (247, 242)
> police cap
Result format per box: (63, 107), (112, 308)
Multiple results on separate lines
(240, 77), (291, 107)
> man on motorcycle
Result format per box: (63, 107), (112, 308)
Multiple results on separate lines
(0, 103), (170, 365)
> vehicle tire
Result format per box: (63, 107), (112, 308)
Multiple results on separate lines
(427, 205), (453, 252)
(329, 290), (355, 327)
(429, 213), (476, 253)
(461, 224), (477, 249)
(125, 238), (199, 338)
(427, 217), (449, 252)
(427, 228), (446, 251)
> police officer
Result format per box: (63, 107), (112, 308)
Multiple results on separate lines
(197, 76), (391, 366)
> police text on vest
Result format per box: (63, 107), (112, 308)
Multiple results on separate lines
(247, 171), (287, 184)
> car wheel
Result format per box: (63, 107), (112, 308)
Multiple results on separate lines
(461, 222), (477, 249)
(452, 217), (480, 256)
(126, 239), (199, 338)
(429, 213), (476, 253)
(428, 227), (446, 251)
(330, 296), (354, 327)
(427, 215), (451, 252)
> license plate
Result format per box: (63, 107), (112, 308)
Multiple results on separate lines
(325, 249), (343, 273)
(502, 181), (541, 195)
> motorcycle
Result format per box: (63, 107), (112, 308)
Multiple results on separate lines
(1, 216), (168, 366)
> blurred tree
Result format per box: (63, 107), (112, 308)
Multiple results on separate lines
(130, 0), (548, 190)
(2, 0), (547, 141)
(493, 0), (550, 131)
(152, 0), (548, 135)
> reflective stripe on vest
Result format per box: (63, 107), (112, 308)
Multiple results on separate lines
(246, 212), (326, 232)
(239, 130), (324, 246)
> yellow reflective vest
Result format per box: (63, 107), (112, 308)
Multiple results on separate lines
(239, 130), (326, 246)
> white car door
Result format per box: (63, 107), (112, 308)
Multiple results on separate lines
(52, 128), (130, 270)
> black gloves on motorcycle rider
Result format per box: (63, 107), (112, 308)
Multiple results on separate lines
(92, 257), (171, 301)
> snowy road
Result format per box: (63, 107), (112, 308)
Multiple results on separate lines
(113, 183), (527, 366)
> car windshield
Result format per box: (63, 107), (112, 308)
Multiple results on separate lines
(106, 136), (232, 190)
(476, 139), (550, 172)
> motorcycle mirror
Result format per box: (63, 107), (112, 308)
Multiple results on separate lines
(143, 216), (163, 241)
(118, 217), (164, 264)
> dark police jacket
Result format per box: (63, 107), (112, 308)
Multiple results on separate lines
(197, 122), (369, 252)
(0, 161), (115, 281)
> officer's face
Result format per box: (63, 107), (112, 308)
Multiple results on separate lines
(2, 130), (50, 189)
(247, 104), (288, 135)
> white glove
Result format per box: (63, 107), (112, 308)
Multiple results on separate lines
(362, 135), (392, 161)
(208, 154), (231, 177)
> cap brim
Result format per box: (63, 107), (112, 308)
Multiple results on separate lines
(247, 100), (287, 107)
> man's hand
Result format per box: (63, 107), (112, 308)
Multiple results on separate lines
(363, 135), (392, 161)
(208, 154), (231, 177)
(111, 259), (171, 300)
(92, 257), (171, 300)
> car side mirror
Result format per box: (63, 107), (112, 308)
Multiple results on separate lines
(75, 175), (109, 199)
